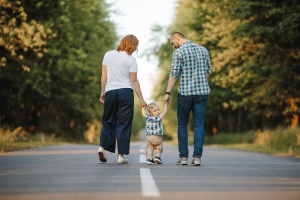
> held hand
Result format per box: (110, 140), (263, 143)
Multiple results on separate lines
(100, 93), (105, 103)
(163, 94), (170, 105)
(164, 101), (169, 107)
(140, 99), (147, 109)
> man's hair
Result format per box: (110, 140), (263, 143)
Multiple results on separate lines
(172, 32), (186, 38)
(147, 102), (159, 112)
(117, 34), (139, 55)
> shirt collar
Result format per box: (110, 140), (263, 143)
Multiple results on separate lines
(183, 40), (191, 44)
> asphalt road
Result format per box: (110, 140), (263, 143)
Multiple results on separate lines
(0, 141), (300, 200)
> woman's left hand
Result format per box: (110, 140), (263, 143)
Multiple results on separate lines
(140, 99), (147, 108)
(100, 93), (105, 103)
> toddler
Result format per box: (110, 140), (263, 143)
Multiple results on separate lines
(142, 102), (168, 164)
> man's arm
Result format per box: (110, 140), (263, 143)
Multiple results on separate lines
(163, 76), (177, 105)
(206, 73), (210, 80)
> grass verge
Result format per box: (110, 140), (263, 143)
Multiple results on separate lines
(209, 143), (300, 158)
(0, 127), (70, 153)
(203, 127), (300, 158)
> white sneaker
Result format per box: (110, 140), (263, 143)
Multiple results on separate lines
(117, 156), (128, 164)
(97, 146), (107, 162)
(191, 158), (201, 166)
(176, 158), (188, 165)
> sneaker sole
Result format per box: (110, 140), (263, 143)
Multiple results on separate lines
(98, 152), (107, 162)
(118, 161), (128, 164)
(176, 162), (187, 165)
(154, 160), (162, 164)
(118, 158), (128, 164)
(191, 163), (200, 166)
(147, 162), (155, 165)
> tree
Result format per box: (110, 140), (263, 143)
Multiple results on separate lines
(150, 0), (300, 137)
(0, 0), (117, 140)
(0, 0), (50, 130)
(0, 0), (49, 70)
(225, 0), (300, 127)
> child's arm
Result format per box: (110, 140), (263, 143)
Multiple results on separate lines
(159, 103), (168, 119)
(141, 106), (147, 118)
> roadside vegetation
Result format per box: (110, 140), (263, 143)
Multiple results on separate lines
(149, 0), (300, 158)
(0, 127), (69, 153)
(204, 127), (300, 158)
(151, 0), (300, 141)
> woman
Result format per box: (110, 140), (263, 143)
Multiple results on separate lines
(97, 34), (147, 164)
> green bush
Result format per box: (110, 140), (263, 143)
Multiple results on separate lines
(0, 127), (66, 153)
(269, 127), (298, 150)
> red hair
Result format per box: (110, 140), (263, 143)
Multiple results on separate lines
(117, 34), (139, 55)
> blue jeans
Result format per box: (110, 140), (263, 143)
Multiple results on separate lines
(177, 94), (208, 158)
(100, 88), (134, 154)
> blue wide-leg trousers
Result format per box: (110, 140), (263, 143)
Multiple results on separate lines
(99, 88), (134, 155)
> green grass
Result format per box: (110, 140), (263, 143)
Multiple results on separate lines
(204, 131), (254, 145)
(209, 143), (300, 158)
(0, 141), (68, 153)
(0, 128), (70, 153)
(197, 127), (300, 158)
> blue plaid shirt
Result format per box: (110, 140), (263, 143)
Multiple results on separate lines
(145, 114), (164, 136)
(170, 41), (211, 95)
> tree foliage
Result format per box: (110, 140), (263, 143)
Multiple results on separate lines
(151, 0), (300, 138)
(0, 0), (117, 140)
(0, 0), (49, 70)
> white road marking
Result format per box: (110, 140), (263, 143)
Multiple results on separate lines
(140, 155), (146, 163)
(140, 149), (145, 153)
(140, 168), (161, 197)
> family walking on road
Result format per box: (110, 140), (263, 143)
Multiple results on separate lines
(97, 32), (211, 166)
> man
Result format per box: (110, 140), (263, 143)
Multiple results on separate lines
(163, 32), (211, 166)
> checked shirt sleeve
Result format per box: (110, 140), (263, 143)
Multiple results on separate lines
(205, 50), (212, 75)
(170, 50), (181, 79)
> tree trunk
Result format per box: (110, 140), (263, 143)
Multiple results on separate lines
(236, 108), (242, 133)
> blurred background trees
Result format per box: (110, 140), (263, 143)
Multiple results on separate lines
(1, 0), (299, 143)
(0, 0), (117, 141)
(151, 0), (300, 140)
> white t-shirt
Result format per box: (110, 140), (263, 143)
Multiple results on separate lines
(102, 50), (138, 93)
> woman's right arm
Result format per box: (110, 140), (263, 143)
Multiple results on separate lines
(100, 65), (107, 103)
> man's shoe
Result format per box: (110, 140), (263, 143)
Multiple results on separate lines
(147, 159), (155, 165)
(154, 157), (162, 164)
(176, 157), (188, 165)
(118, 156), (128, 164)
(191, 158), (201, 166)
(97, 146), (107, 162)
